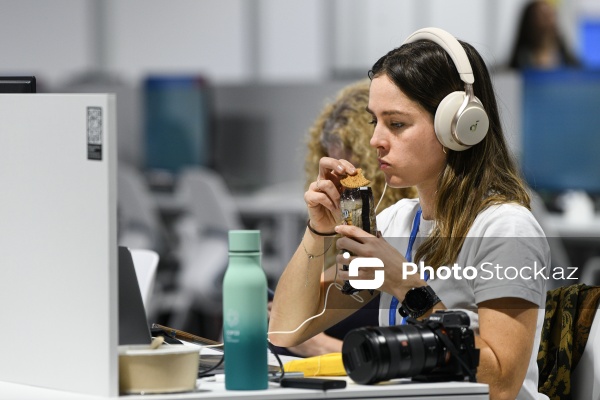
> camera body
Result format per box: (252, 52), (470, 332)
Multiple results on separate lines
(414, 310), (479, 382)
(342, 310), (480, 385)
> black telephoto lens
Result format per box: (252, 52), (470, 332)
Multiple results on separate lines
(342, 325), (445, 384)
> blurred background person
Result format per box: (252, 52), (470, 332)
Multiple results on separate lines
(270, 79), (416, 357)
(508, 0), (581, 70)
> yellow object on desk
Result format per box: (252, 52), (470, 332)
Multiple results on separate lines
(283, 353), (347, 376)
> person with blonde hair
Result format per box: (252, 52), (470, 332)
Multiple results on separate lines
(305, 79), (415, 208)
(270, 79), (415, 358)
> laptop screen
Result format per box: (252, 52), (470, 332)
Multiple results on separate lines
(119, 246), (152, 345)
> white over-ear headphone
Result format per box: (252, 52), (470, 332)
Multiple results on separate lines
(403, 27), (489, 151)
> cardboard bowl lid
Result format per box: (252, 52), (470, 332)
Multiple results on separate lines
(119, 343), (200, 356)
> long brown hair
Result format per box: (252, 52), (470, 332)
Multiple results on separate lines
(369, 39), (531, 269)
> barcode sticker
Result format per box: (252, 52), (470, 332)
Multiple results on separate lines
(87, 106), (103, 160)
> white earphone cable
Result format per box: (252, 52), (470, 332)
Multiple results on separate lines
(374, 182), (388, 214)
(268, 181), (387, 337)
(268, 252), (364, 336)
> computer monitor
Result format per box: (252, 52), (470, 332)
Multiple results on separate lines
(0, 93), (119, 396)
(581, 19), (600, 68)
(520, 69), (600, 197)
(0, 76), (36, 93)
(143, 75), (213, 187)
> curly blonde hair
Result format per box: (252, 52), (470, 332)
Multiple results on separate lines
(304, 79), (416, 212)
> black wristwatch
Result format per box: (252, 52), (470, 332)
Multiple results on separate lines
(399, 285), (440, 319)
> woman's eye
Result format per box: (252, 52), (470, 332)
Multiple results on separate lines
(390, 122), (404, 129)
(368, 118), (377, 126)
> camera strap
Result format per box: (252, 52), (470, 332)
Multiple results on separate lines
(430, 324), (478, 383)
(390, 207), (424, 325)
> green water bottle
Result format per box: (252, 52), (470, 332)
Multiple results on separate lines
(223, 230), (268, 390)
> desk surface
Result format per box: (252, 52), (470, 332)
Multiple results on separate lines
(0, 378), (488, 400)
(544, 213), (600, 238)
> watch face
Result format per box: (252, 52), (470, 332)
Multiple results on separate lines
(400, 286), (440, 319)
(406, 287), (431, 313)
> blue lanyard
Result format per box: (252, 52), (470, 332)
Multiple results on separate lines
(389, 207), (423, 326)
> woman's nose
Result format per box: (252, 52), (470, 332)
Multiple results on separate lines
(370, 125), (386, 150)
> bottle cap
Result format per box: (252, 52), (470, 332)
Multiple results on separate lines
(228, 230), (261, 252)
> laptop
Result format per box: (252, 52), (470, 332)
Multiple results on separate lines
(119, 246), (153, 345)
(118, 246), (283, 377)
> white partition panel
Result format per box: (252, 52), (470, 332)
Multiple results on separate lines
(0, 94), (118, 396)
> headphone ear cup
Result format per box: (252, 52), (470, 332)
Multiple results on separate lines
(434, 91), (489, 151)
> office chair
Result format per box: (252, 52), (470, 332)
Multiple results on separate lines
(117, 162), (167, 253)
(167, 167), (243, 335)
(174, 166), (242, 234)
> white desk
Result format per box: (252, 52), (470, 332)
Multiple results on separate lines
(0, 378), (489, 400)
(234, 187), (307, 273)
(544, 213), (600, 240)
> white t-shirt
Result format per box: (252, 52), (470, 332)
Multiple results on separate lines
(376, 198), (549, 400)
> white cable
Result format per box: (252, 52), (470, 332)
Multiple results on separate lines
(267, 184), (388, 337)
(267, 281), (339, 336)
(374, 182), (388, 214)
(268, 252), (365, 336)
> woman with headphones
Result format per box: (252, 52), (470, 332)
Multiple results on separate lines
(269, 28), (548, 400)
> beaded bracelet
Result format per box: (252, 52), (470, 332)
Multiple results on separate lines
(306, 220), (337, 237)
